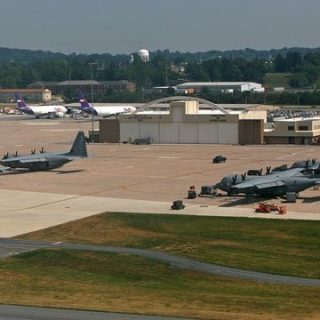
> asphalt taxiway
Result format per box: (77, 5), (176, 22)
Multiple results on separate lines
(1, 238), (320, 287)
(0, 304), (187, 320)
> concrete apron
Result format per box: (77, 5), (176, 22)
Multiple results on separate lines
(0, 189), (319, 237)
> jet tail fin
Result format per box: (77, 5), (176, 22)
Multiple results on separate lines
(78, 91), (91, 110)
(68, 131), (88, 157)
(15, 93), (29, 109)
(77, 90), (97, 115)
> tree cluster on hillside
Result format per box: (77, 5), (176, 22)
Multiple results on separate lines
(273, 51), (320, 88)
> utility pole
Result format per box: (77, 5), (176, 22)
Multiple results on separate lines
(165, 62), (168, 86)
(88, 62), (97, 142)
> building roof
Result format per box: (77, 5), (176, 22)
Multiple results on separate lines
(275, 117), (320, 122)
(177, 82), (262, 88)
(99, 80), (134, 85)
(133, 109), (242, 116)
(58, 80), (100, 86)
(0, 88), (48, 93)
(29, 80), (133, 87)
(28, 81), (59, 87)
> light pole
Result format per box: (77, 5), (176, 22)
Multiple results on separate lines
(88, 62), (97, 142)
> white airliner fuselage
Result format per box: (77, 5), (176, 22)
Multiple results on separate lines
(89, 105), (136, 117)
(25, 105), (67, 117)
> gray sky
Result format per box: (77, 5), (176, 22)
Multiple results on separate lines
(0, 0), (319, 54)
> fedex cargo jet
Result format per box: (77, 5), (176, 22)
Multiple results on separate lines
(78, 92), (136, 117)
(15, 94), (67, 118)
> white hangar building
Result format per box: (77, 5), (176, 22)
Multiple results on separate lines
(177, 82), (265, 93)
(99, 98), (266, 145)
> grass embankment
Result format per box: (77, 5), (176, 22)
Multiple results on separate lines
(0, 249), (319, 320)
(19, 213), (320, 279)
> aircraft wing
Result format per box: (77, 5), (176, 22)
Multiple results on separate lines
(232, 178), (286, 194)
(255, 180), (286, 189)
(275, 168), (305, 177)
(16, 157), (48, 164)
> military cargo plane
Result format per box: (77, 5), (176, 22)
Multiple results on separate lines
(214, 164), (320, 198)
(230, 174), (320, 197)
(1, 131), (87, 171)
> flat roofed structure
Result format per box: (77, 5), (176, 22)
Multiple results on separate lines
(265, 117), (320, 144)
(0, 88), (51, 103)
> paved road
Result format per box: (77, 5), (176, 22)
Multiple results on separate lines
(0, 305), (187, 320)
(0, 238), (51, 258)
(1, 238), (320, 287)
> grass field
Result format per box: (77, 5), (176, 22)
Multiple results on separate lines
(263, 72), (292, 88)
(19, 213), (320, 279)
(0, 249), (319, 320)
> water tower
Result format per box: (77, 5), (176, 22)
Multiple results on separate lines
(137, 49), (150, 62)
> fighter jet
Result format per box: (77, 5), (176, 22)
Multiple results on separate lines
(214, 166), (320, 198)
(1, 131), (87, 171)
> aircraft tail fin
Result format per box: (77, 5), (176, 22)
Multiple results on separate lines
(15, 93), (29, 110)
(68, 131), (88, 157)
(78, 91), (92, 110)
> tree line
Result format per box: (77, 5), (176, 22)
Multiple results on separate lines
(1, 47), (320, 105)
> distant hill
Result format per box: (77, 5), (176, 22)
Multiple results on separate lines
(0, 47), (66, 63)
(1, 46), (320, 64)
(0, 47), (123, 64)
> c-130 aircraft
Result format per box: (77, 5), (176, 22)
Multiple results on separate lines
(212, 160), (320, 198)
(1, 131), (87, 171)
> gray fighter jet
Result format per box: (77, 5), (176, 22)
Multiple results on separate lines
(1, 131), (87, 171)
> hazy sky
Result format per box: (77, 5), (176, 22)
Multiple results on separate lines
(0, 0), (319, 54)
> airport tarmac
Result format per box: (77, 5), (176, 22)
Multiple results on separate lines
(0, 118), (319, 237)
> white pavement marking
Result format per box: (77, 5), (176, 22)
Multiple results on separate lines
(0, 189), (319, 237)
(23, 122), (60, 126)
(41, 129), (79, 132)
(158, 156), (181, 159)
(275, 153), (298, 160)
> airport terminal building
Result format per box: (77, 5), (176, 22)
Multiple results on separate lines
(99, 100), (266, 145)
